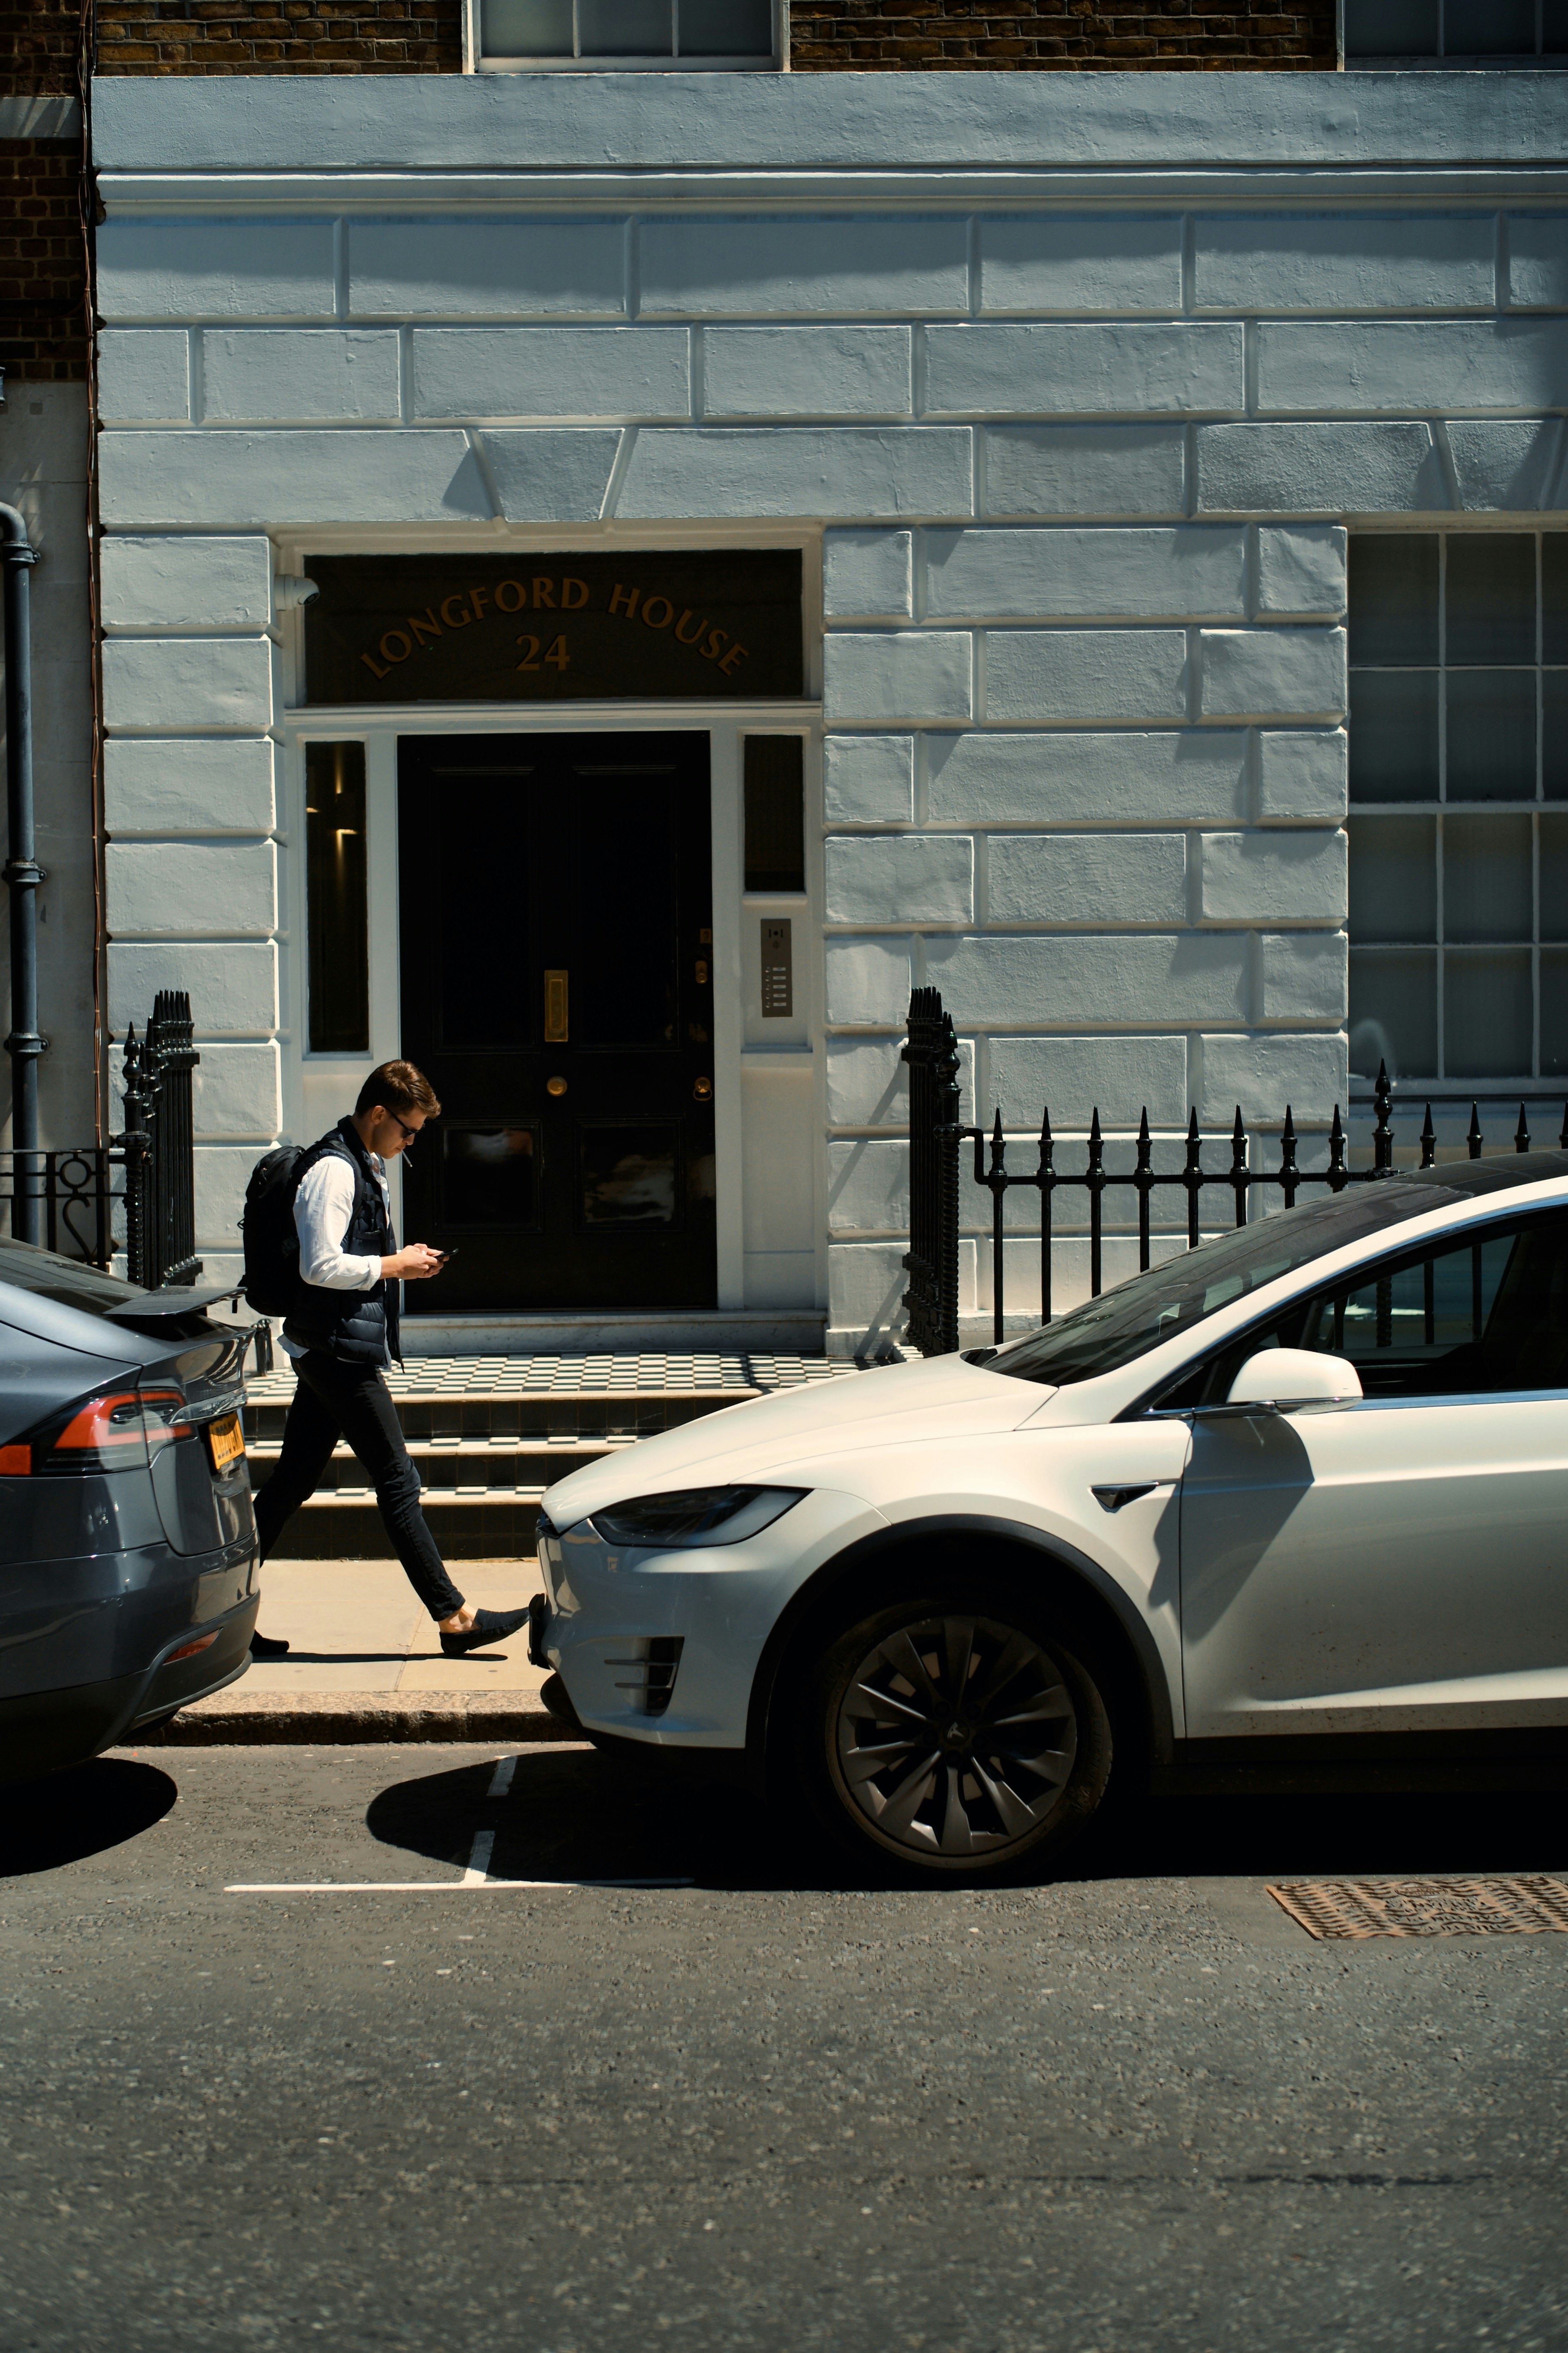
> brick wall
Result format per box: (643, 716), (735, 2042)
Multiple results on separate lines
(94, 1), (463, 74)
(0, 143), (88, 380)
(791, 1), (1336, 69)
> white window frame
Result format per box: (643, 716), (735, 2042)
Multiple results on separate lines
(464, 0), (788, 71)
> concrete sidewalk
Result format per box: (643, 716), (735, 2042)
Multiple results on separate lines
(132, 1558), (575, 1746)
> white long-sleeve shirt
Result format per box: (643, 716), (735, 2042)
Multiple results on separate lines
(278, 1150), (389, 1361)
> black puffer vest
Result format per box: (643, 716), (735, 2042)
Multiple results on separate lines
(283, 1116), (401, 1367)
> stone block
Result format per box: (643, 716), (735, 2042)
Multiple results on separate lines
(412, 325), (690, 418)
(109, 939), (278, 1036)
(1255, 525), (1346, 621)
(96, 219), (336, 321)
(1199, 1032), (1347, 1126)
(988, 1033), (1189, 1129)
(480, 430), (623, 521)
(1200, 829), (1347, 925)
(616, 427), (973, 521)
(1258, 730), (1347, 825)
(1259, 320), (1568, 417)
(927, 728), (1248, 827)
(924, 931), (1247, 1026)
(825, 936), (914, 1025)
(926, 525), (1245, 621)
(640, 217), (968, 318)
(192, 1042), (282, 1140)
(823, 735), (915, 825)
(1259, 930), (1347, 1024)
(1201, 628), (1346, 723)
(100, 535), (274, 633)
(102, 636), (276, 733)
(925, 323), (1243, 418)
(1447, 419), (1566, 512)
(1196, 422), (1449, 516)
(704, 326), (911, 417)
(105, 737), (276, 836)
(822, 530), (914, 620)
(987, 832), (1187, 927)
(823, 631), (973, 724)
(1509, 216), (1568, 311)
(349, 220), (625, 317)
(826, 833), (973, 925)
(97, 330), (189, 423)
(828, 1137), (908, 1233)
(107, 839), (277, 938)
(99, 430), (493, 527)
(202, 329), (401, 423)
(984, 630), (1189, 725)
(984, 425), (1186, 519)
(827, 1239), (919, 1347)
(1195, 214), (1494, 313)
(978, 216), (1182, 315)
(194, 1145), (266, 1251)
(825, 1034), (975, 1129)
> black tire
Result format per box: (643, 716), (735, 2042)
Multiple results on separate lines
(789, 1581), (1117, 1884)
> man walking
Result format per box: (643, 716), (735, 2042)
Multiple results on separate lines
(250, 1061), (527, 1660)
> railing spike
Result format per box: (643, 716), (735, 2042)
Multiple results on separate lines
(1468, 1101), (1483, 1159)
(1516, 1101), (1531, 1154)
(1420, 1101), (1436, 1169)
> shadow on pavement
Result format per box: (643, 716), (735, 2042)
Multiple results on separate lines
(0, 1756), (179, 1878)
(366, 1745), (1568, 1894)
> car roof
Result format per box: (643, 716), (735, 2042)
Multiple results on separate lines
(1392, 1148), (1568, 1201)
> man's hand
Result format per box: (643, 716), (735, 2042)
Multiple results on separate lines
(383, 1243), (443, 1281)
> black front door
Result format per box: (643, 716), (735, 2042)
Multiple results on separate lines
(397, 731), (716, 1314)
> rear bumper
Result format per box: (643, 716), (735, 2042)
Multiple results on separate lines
(0, 1591), (258, 1785)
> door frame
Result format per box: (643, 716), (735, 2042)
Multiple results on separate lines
(280, 697), (821, 1313)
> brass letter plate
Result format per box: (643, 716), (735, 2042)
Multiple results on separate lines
(544, 969), (569, 1042)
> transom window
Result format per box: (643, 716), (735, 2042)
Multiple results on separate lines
(1345, 0), (1568, 60)
(1347, 532), (1568, 1086)
(478, 0), (776, 65)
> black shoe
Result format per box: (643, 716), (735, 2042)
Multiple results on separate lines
(439, 1606), (530, 1658)
(250, 1630), (290, 1659)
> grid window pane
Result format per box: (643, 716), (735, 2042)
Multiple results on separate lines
(1348, 670), (1439, 802)
(1445, 950), (1533, 1078)
(1541, 814), (1568, 940)
(1350, 949), (1438, 1081)
(1348, 816), (1435, 943)
(1542, 952), (1568, 1073)
(1446, 669), (1537, 802)
(481, 0), (573, 47)
(1446, 535), (1536, 665)
(680, 0), (772, 50)
(1444, 812), (1533, 943)
(1347, 536), (1438, 666)
(1548, 0), (1568, 52)
(1546, 672), (1568, 801)
(1545, 539), (1568, 663)
(579, 0), (672, 49)
(1344, 0), (1438, 54)
(1445, 0), (1535, 48)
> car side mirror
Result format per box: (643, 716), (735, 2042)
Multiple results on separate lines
(1225, 1347), (1363, 1410)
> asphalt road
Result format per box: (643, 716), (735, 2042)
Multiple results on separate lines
(1, 1742), (1566, 2353)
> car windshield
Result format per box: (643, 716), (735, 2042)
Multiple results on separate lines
(986, 1180), (1462, 1389)
(0, 1238), (146, 1316)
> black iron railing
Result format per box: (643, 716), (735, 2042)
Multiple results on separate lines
(0, 991), (201, 1289)
(902, 987), (1568, 1359)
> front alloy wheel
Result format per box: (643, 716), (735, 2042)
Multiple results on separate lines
(802, 1595), (1114, 1880)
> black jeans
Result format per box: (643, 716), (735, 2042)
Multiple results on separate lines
(253, 1351), (466, 1622)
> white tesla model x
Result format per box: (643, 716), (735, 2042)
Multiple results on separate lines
(532, 1153), (1568, 1882)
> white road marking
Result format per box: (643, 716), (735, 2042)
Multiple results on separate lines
(462, 1829), (495, 1886)
(223, 1877), (696, 1893)
(486, 1755), (519, 1799)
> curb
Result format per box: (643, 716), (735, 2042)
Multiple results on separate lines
(125, 1693), (583, 1747)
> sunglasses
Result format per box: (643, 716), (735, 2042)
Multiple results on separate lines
(388, 1112), (421, 1144)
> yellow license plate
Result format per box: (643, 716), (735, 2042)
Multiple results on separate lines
(206, 1413), (245, 1472)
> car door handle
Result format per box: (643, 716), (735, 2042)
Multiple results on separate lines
(1092, 1482), (1169, 1513)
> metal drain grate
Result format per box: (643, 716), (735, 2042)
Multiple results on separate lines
(1268, 1875), (1568, 1940)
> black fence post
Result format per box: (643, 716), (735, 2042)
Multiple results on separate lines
(901, 987), (961, 1358)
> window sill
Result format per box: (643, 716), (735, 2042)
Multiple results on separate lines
(476, 54), (782, 70)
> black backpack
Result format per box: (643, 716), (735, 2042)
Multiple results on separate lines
(239, 1140), (327, 1317)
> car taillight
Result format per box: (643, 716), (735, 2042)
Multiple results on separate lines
(0, 1382), (194, 1477)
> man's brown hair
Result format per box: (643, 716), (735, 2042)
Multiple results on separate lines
(355, 1061), (441, 1121)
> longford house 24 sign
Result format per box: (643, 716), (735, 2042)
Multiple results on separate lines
(303, 551), (804, 704)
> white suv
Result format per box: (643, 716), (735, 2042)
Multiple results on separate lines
(533, 1154), (1568, 1882)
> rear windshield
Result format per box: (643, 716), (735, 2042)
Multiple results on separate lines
(987, 1182), (1461, 1389)
(0, 1238), (145, 1316)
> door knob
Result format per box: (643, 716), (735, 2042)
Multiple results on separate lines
(547, 1076), (568, 1097)
(693, 1076), (712, 1102)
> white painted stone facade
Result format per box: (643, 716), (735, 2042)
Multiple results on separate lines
(89, 72), (1568, 1348)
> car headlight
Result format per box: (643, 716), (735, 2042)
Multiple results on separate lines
(584, 1486), (807, 1549)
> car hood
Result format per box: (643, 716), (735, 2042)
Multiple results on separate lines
(543, 1354), (1050, 1527)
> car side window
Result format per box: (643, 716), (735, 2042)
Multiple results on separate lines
(1300, 1212), (1568, 1399)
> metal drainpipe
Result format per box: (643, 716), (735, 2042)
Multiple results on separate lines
(0, 503), (43, 1245)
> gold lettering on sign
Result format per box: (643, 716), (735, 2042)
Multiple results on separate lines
(609, 583), (639, 618)
(469, 586), (491, 621)
(532, 577), (556, 609)
(440, 594), (471, 629)
(496, 579), (527, 613)
(408, 607), (442, 649)
(675, 609), (705, 644)
(360, 651), (390, 681)
(641, 594), (675, 631)
(517, 636), (541, 671)
(702, 627), (728, 662)
(562, 578), (588, 609)
(718, 641), (749, 676)
(380, 629), (412, 665)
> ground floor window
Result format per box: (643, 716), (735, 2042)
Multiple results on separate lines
(1347, 530), (1568, 1084)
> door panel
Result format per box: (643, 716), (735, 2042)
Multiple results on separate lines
(398, 730), (716, 1313)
